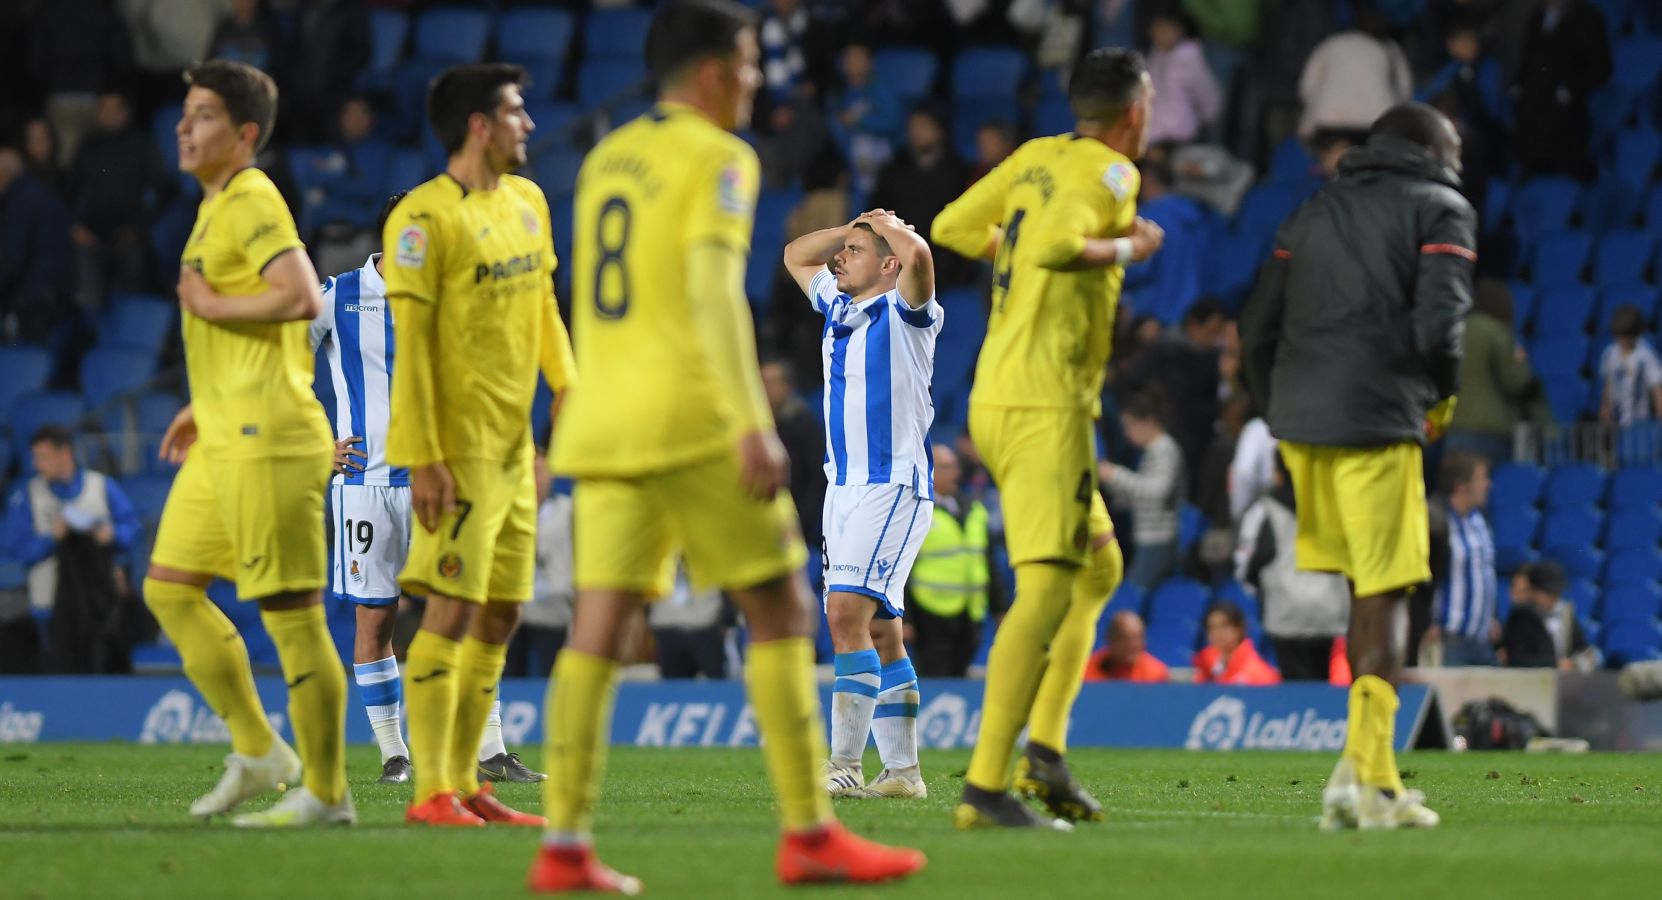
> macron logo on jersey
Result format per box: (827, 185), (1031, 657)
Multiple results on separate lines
(313, 256), (409, 488)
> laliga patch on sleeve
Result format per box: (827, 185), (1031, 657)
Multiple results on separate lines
(1102, 162), (1136, 202)
(396, 224), (428, 268)
(717, 163), (747, 214)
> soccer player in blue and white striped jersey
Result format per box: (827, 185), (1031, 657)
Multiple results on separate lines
(1430, 453), (1497, 666)
(783, 209), (942, 800)
(311, 192), (543, 786)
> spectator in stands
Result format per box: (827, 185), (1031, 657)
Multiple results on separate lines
(118, 0), (226, 114)
(1598, 305), (1662, 427)
(280, 0), (370, 144)
(907, 443), (1002, 678)
(1123, 298), (1228, 491)
(1229, 413), (1276, 523)
(1447, 279), (1533, 465)
(1235, 454), (1350, 681)
(762, 356), (826, 554)
(22, 118), (69, 199)
(0, 146), (77, 344)
(872, 103), (973, 284)
(1420, 13), (1508, 128)
(1196, 392), (1251, 530)
(1513, 0), (1611, 182)
(507, 452), (572, 679)
(760, 0), (810, 102)
(70, 92), (169, 302)
(1101, 389), (1187, 590)
(1427, 452), (1499, 666)
(1083, 610), (1171, 683)
(26, 0), (132, 164)
(1500, 561), (1599, 672)
(649, 567), (732, 679)
(1297, 7), (1413, 140)
(1193, 601), (1281, 685)
(828, 43), (904, 196)
(759, 90), (831, 190)
(970, 121), (1016, 184)
(1145, 4), (1221, 147)
(306, 96), (393, 236)
(209, 0), (281, 74)
(1309, 129), (1361, 180)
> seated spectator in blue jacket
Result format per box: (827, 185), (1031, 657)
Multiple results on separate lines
(305, 96), (393, 236)
(2, 425), (141, 614)
(828, 43), (903, 196)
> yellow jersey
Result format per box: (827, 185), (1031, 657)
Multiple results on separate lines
(381, 173), (576, 466)
(179, 167), (332, 460)
(552, 102), (761, 477)
(932, 134), (1140, 414)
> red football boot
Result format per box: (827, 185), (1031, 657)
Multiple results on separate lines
(461, 781), (546, 826)
(527, 845), (643, 895)
(776, 821), (927, 885)
(406, 792), (486, 827)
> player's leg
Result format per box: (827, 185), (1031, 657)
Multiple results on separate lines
(448, 598), (545, 825)
(339, 484), (413, 777)
(1019, 497), (1124, 822)
(353, 601), (411, 781)
(865, 616), (925, 798)
(825, 588), (880, 795)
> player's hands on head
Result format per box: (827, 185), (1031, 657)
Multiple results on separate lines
(158, 404), (198, 465)
(334, 436), (367, 476)
(411, 462), (457, 533)
(1128, 217), (1165, 263)
(737, 430), (789, 501)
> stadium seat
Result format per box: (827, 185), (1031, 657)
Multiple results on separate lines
(1599, 615), (1662, 657)
(412, 6), (491, 63)
(1546, 462), (1608, 508)
(1031, 93), (1072, 138)
(1491, 505), (1540, 553)
(388, 149), (428, 195)
(1529, 230), (1595, 286)
(1565, 576), (1599, 612)
(1546, 542), (1605, 580)
(872, 46), (937, 102)
(526, 101), (584, 148)
(1611, 464), (1662, 511)
(1146, 617), (1199, 667)
(1541, 376), (1593, 423)
(0, 346), (52, 419)
(1213, 580), (1261, 625)
(1614, 128), (1660, 188)
(1599, 581), (1662, 620)
(576, 59), (647, 108)
(1510, 282), (1537, 335)
(1530, 334), (1591, 382)
(8, 391), (88, 462)
(952, 93), (1022, 161)
(122, 474), (175, 525)
(1490, 462), (1546, 510)
(152, 104), (181, 171)
(1593, 231), (1657, 286)
(582, 7), (653, 60)
(1579, 178), (1641, 235)
(1645, 183), (1662, 237)
(608, 96), (653, 128)
(390, 56), (452, 141)
(1145, 578), (1211, 628)
(1541, 505), (1603, 549)
(1532, 288), (1597, 337)
(949, 46), (1026, 99)
(1605, 508), (1662, 552)
(495, 7), (576, 69)
(79, 347), (158, 408)
(1513, 177), (1581, 249)
(1606, 547), (1662, 585)
(1484, 179), (1512, 229)
(1613, 36), (1662, 94)
(530, 147), (583, 198)
(100, 295), (175, 356)
(1106, 582), (1147, 618)
(365, 8), (409, 76)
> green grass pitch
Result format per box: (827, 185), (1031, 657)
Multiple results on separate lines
(3, 744), (1660, 899)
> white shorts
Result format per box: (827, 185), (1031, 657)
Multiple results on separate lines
(329, 483), (411, 606)
(821, 482), (933, 619)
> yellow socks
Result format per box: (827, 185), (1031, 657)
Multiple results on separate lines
(405, 629), (463, 800)
(544, 649), (619, 836)
(143, 578), (274, 758)
(1345, 675), (1404, 792)
(1029, 540), (1122, 752)
(965, 561), (1076, 792)
(746, 637), (834, 831)
(261, 604), (347, 805)
(450, 636), (509, 797)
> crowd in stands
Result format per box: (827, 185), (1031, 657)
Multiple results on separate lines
(4, 0), (1662, 679)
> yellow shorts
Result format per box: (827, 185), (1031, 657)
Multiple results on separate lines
(574, 450), (808, 597)
(401, 456), (536, 604)
(1279, 441), (1430, 597)
(969, 403), (1115, 567)
(150, 449), (331, 599)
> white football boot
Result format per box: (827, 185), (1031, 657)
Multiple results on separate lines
(190, 739), (302, 819)
(824, 760), (867, 799)
(864, 766), (928, 799)
(1319, 756), (1359, 831)
(232, 786), (357, 828)
(1357, 786), (1440, 830)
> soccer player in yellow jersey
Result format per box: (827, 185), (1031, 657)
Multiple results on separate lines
(531, 1), (924, 892)
(143, 59), (350, 827)
(380, 64), (574, 828)
(933, 48), (1165, 829)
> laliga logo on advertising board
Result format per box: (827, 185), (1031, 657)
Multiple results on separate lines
(1186, 696), (1348, 751)
(916, 693), (980, 749)
(140, 690), (286, 744)
(0, 701), (44, 743)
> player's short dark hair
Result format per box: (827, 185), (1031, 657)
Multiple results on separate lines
(1518, 561), (1568, 599)
(1206, 601), (1246, 630)
(427, 63), (527, 156)
(852, 222), (894, 257)
(1370, 102), (1453, 152)
(1122, 386), (1167, 424)
(1068, 48), (1149, 126)
(1611, 304), (1646, 339)
(1440, 451), (1488, 493)
(377, 190), (411, 237)
(185, 59), (279, 152)
(29, 424), (74, 449)
(646, 0), (758, 87)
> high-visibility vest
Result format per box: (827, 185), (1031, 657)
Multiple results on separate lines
(909, 501), (990, 621)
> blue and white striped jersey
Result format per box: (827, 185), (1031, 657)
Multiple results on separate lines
(1437, 507), (1496, 640)
(310, 255), (408, 487)
(811, 269), (942, 500)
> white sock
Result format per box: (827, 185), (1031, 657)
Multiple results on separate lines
(873, 657), (920, 770)
(478, 697), (507, 761)
(353, 655), (409, 762)
(831, 650), (881, 768)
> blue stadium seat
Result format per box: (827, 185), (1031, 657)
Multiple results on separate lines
(122, 474), (174, 525)
(1566, 577), (1599, 613)
(1606, 507), (1662, 552)
(1513, 177), (1581, 249)
(1541, 505), (1603, 549)
(1510, 282), (1537, 335)
(1532, 287), (1597, 337)
(872, 47), (937, 102)
(9, 391), (87, 462)
(1491, 506), (1540, 555)
(100, 295), (172, 355)
(79, 347), (157, 408)
(1546, 462), (1608, 508)
(530, 147), (583, 198)
(952, 92), (1022, 161)
(1600, 582), (1662, 622)
(365, 8), (408, 76)
(1541, 376), (1592, 423)
(1611, 464), (1662, 511)
(388, 149), (428, 194)
(931, 289), (986, 433)
(1530, 333), (1591, 381)
(135, 391), (183, 434)
(1546, 542), (1605, 579)
(1606, 547), (1662, 585)
(1031, 93), (1072, 137)
(1268, 136), (1315, 181)
(1599, 616), (1662, 660)
(1614, 128), (1660, 188)
(608, 96), (653, 129)
(152, 104), (181, 171)
(0, 346), (52, 418)
(1146, 617), (1198, 667)
(1645, 183), (1662, 237)
(390, 56), (452, 141)
(583, 7), (653, 60)
(1613, 36), (1662, 94)
(1484, 180), (1511, 229)
(576, 59), (647, 108)
(1145, 578), (1211, 628)
(495, 7), (577, 68)
(412, 7), (491, 63)
(1579, 178), (1641, 235)
(1106, 582), (1147, 618)
(949, 46), (1026, 100)
(526, 101), (584, 147)
(1529, 230), (1594, 286)
(1490, 462), (1546, 509)
(1213, 580), (1261, 625)
(550, 190), (574, 276)
(1593, 231), (1656, 286)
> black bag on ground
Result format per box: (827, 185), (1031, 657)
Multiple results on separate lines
(1453, 698), (1545, 750)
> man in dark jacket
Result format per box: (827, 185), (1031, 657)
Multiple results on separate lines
(1512, 0), (1611, 183)
(1241, 102), (1475, 832)
(1500, 562), (1597, 671)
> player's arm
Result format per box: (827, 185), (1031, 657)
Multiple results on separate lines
(1412, 197), (1478, 401)
(781, 221), (854, 296)
(931, 154), (1016, 261)
(862, 212), (934, 309)
(1240, 227), (1293, 417)
(381, 201), (448, 524)
(308, 276), (336, 351)
(1027, 164), (1161, 271)
(178, 248), (324, 323)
